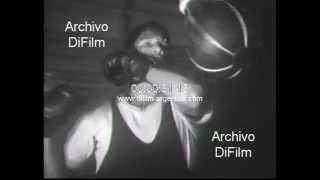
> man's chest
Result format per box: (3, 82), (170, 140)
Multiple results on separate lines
(117, 100), (164, 144)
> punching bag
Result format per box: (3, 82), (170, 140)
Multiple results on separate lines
(180, 0), (253, 79)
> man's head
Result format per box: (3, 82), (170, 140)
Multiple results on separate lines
(128, 22), (170, 64)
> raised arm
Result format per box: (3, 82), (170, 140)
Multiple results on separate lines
(146, 66), (213, 168)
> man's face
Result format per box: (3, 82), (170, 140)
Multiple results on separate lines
(134, 30), (168, 62)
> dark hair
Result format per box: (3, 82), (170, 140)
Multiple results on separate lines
(126, 21), (170, 50)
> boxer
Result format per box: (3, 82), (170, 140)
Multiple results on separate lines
(45, 22), (213, 178)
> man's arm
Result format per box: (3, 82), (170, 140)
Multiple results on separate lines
(43, 115), (95, 178)
(64, 102), (113, 175)
(44, 102), (113, 178)
(146, 67), (213, 169)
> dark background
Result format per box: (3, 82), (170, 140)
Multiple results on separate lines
(44, 0), (276, 178)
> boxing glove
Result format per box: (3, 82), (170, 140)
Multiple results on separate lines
(104, 51), (151, 86)
(44, 84), (78, 137)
